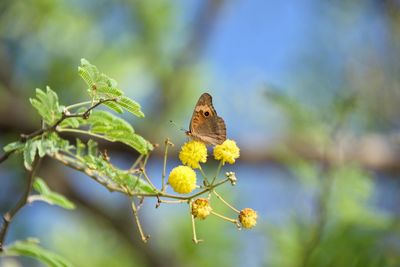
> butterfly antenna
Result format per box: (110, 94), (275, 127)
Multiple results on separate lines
(169, 120), (186, 132)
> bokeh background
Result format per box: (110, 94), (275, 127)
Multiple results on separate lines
(1, 0), (400, 266)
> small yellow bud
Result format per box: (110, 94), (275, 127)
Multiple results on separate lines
(238, 208), (258, 229)
(191, 198), (212, 220)
(179, 140), (207, 169)
(168, 165), (197, 194)
(213, 139), (240, 165)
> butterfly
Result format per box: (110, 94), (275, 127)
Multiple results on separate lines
(185, 93), (226, 145)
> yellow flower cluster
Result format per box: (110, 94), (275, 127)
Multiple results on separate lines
(179, 140), (207, 169)
(191, 198), (212, 220)
(168, 165), (197, 194)
(238, 208), (258, 229)
(213, 139), (240, 165)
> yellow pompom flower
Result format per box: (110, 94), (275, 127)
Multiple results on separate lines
(179, 140), (207, 169)
(238, 208), (258, 229)
(213, 139), (240, 165)
(191, 198), (212, 220)
(168, 165), (197, 194)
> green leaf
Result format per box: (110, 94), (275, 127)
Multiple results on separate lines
(75, 138), (85, 158)
(3, 141), (25, 152)
(33, 177), (51, 195)
(33, 133), (72, 158)
(96, 85), (123, 98)
(118, 96), (145, 117)
(78, 59), (146, 116)
(86, 110), (116, 125)
(2, 238), (73, 267)
(78, 59), (99, 88)
(63, 139), (156, 194)
(37, 137), (59, 158)
(37, 140), (47, 158)
(59, 117), (82, 128)
(64, 110), (151, 154)
(51, 133), (73, 154)
(80, 154), (156, 194)
(78, 59), (123, 100)
(87, 139), (98, 156)
(118, 134), (154, 155)
(124, 173), (156, 193)
(32, 178), (75, 210)
(23, 140), (38, 170)
(103, 101), (124, 113)
(30, 87), (62, 125)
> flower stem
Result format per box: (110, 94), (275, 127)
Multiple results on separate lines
(65, 101), (92, 111)
(211, 161), (223, 185)
(187, 178), (230, 200)
(131, 199), (149, 243)
(213, 190), (240, 213)
(211, 211), (238, 224)
(190, 202), (203, 244)
(162, 139), (172, 192)
(129, 154), (144, 172)
(141, 169), (158, 191)
(198, 165), (210, 185)
(158, 199), (188, 204)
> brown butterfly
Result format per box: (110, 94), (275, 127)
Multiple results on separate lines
(186, 93), (226, 145)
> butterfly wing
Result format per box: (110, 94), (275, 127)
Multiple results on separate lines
(188, 93), (226, 145)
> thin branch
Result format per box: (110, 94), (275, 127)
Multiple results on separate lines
(184, 178), (230, 200)
(79, 98), (118, 119)
(129, 154), (144, 172)
(19, 98), (118, 141)
(212, 190), (240, 213)
(198, 165), (210, 185)
(211, 211), (238, 224)
(211, 161), (223, 185)
(65, 100), (92, 111)
(161, 138), (172, 192)
(51, 152), (231, 202)
(141, 154), (149, 169)
(131, 199), (149, 243)
(190, 202), (202, 244)
(57, 128), (107, 140)
(158, 199), (187, 205)
(140, 169), (158, 191)
(0, 150), (16, 164)
(0, 157), (42, 251)
(50, 153), (124, 194)
(300, 112), (350, 266)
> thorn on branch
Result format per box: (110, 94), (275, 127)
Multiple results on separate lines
(137, 196), (145, 211)
(156, 196), (161, 208)
(142, 234), (150, 243)
(165, 138), (174, 147)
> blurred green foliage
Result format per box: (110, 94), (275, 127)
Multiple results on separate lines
(51, 210), (148, 267)
(0, 0), (206, 142)
(265, 90), (400, 267)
